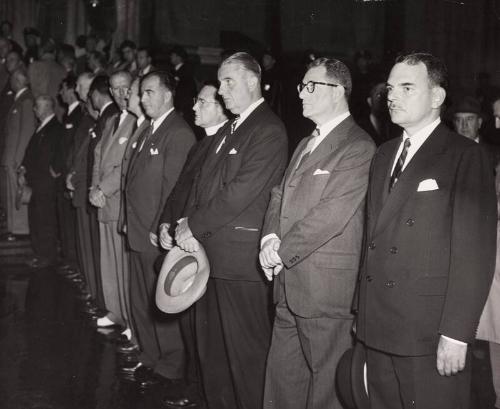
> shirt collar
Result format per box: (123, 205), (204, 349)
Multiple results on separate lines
(402, 117), (441, 147)
(67, 101), (80, 115)
(36, 113), (55, 133)
(151, 107), (175, 133)
(141, 65), (152, 75)
(309, 111), (351, 153)
(233, 98), (265, 131)
(137, 115), (146, 127)
(175, 62), (183, 71)
(15, 87), (28, 101)
(99, 101), (113, 117)
(205, 120), (228, 136)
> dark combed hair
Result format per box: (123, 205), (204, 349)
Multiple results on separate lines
(137, 46), (152, 57)
(141, 70), (176, 95)
(120, 39), (137, 51)
(89, 74), (110, 96)
(307, 57), (352, 99)
(395, 52), (448, 91)
(221, 51), (261, 80)
(89, 51), (107, 68)
(170, 45), (188, 61)
(62, 75), (77, 90)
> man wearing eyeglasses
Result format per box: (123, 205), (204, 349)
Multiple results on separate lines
(156, 81), (228, 408)
(260, 57), (375, 409)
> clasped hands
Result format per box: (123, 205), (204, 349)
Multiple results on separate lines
(259, 237), (283, 281)
(89, 186), (106, 208)
(157, 218), (200, 252)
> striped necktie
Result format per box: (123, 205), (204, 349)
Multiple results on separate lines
(389, 138), (411, 191)
(295, 128), (320, 170)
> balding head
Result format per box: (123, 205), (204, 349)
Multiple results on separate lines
(10, 68), (29, 92)
(34, 95), (55, 122)
(76, 72), (95, 102)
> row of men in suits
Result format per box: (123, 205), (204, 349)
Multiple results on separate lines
(10, 48), (497, 409)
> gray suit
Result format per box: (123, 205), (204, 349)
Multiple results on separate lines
(262, 116), (375, 409)
(92, 112), (135, 326)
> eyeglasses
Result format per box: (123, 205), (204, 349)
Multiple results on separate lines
(297, 81), (340, 93)
(193, 97), (219, 106)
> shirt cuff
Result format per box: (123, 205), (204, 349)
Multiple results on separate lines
(261, 233), (279, 249)
(441, 335), (467, 346)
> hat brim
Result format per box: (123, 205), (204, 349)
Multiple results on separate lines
(155, 245), (210, 314)
(336, 342), (370, 409)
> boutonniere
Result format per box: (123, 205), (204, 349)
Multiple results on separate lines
(118, 136), (128, 145)
(65, 123), (74, 129)
(264, 84), (271, 91)
(90, 130), (97, 139)
(150, 147), (159, 155)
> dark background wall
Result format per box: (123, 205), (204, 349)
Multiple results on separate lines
(1, 0), (500, 96)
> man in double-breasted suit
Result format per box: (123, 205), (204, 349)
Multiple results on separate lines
(356, 53), (497, 409)
(21, 95), (63, 267)
(0, 68), (35, 238)
(175, 52), (288, 409)
(123, 71), (195, 384)
(259, 58), (375, 409)
(90, 71), (135, 330)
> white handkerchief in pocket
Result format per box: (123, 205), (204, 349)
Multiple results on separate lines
(417, 178), (439, 192)
(118, 136), (128, 145)
(150, 147), (159, 155)
(313, 169), (330, 176)
(229, 148), (238, 155)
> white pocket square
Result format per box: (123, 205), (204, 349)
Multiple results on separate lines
(132, 141), (137, 149)
(229, 148), (238, 155)
(65, 123), (74, 129)
(118, 136), (128, 145)
(313, 169), (330, 176)
(150, 147), (159, 155)
(417, 178), (439, 192)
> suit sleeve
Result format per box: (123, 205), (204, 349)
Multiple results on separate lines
(439, 144), (497, 343)
(91, 138), (102, 189)
(150, 127), (195, 232)
(189, 124), (287, 239)
(278, 138), (375, 269)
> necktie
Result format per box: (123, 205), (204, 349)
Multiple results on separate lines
(389, 138), (411, 191)
(138, 121), (154, 152)
(295, 128), (320, 170)
(112, 114), (121, 134)
(230, 115), (240, 134)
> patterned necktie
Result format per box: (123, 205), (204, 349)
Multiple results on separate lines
(230, 115), (240, 134)
(295, 128), (320, 170)
(389, 137), (411, 191)
(138, 121), (154, 152)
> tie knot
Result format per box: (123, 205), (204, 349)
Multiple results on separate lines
(403, 137), (411, 148)
(313, 128), (320, 137)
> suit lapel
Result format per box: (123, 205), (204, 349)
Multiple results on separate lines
(372, 124), (449, 238)
(291, 116), (355, 180)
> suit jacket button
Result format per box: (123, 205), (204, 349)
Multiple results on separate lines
(368, 242), (376, 250)
(406, 218), (415, 226)
(390, 246), (398, 254)
(385, 280), (395, 288)
(366, 275), (373, 282)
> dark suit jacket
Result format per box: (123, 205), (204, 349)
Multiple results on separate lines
(70, 111), (96, 208)
(23, 116), (63, 193)
(118, 118), (150, 232)
(124, 110), (195, 252)
(53, 103), (84, 179)
(159, 127), (223, 229)
(263, 116), (375, 318)
(356, 123), (497, 356)
(173, 64), (197, 119)
(185, 102), (288, 282)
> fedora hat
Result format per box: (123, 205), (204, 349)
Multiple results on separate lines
(15, 184), (32, 210)
(155, 245), (210, 314)
(336, 342), (370, 409)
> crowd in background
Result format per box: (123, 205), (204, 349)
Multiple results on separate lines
(1, 17), (500, 409)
